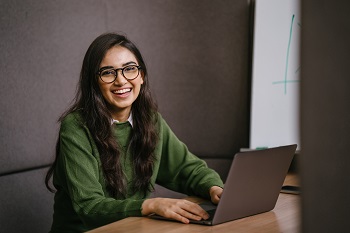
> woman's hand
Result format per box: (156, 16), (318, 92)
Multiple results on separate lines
(142, 198), (209, 224)
(209, 186), (223, 204)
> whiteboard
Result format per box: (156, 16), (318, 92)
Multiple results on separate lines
(250, 0), (301, 149)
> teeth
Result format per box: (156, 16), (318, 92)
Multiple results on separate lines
(113, 88), (131, 94)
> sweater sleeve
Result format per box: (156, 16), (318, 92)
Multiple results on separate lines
(54, 114), (144, 229)
(155, 116), (224, 199)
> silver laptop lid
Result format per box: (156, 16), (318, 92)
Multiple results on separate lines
(212, 144), (297, 225)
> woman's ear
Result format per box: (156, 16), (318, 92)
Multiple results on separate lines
(140, 71), (145, 84)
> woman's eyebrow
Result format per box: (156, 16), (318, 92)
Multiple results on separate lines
(99, 61), (138, 71)
(99, 66), (114, 71)
(122, 61), (137, 66)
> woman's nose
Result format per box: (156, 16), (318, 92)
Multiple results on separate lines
(113, 71), (127, 86)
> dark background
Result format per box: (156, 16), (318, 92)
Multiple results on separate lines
(0, 0), (250, 231)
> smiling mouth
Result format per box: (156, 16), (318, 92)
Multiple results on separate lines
(112, 88), (131, 94)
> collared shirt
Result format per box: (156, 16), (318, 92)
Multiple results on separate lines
(111, 112), (133, 127)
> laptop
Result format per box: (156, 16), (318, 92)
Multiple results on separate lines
(151, 144), (297, 226)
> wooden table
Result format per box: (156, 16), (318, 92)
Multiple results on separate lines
(87, 174), (300, 233)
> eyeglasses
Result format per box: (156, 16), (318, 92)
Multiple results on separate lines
(97, 65), (142, 83)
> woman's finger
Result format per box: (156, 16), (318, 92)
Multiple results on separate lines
(179, 200), (209, 220)
(149, 198), (209, 223)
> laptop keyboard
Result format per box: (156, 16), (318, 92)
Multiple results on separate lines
(199, 202), (217, 221)
(206, 209), (216, 220)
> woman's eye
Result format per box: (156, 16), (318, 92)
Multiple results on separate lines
(101, 70), (115, 76)
(124, 66), (137, 72)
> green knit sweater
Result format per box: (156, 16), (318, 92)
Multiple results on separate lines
(50, 112), (223, 232)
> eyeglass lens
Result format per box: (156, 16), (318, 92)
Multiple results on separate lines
(100, 65), (139, 83)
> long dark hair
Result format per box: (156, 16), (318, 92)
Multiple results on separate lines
(45, 33), (159, 197)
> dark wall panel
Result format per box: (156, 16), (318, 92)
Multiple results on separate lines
(0, 167), (54, 233)
(136, 1), (250, 158)
(0, 0), (108, 174)
(0, 0), (249, 174)
(300, 0), (350, 232)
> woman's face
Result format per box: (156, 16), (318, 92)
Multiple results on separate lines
(98, 45), (144, 120)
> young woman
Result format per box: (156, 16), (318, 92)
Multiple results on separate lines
(45, 32), (224, 232)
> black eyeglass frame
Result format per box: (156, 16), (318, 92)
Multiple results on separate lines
(97, 65), (142, 83)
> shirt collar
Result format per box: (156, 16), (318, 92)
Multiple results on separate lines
(111, 112), (133, 127)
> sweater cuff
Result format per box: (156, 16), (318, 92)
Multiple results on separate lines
(127, 199), (145, 217)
